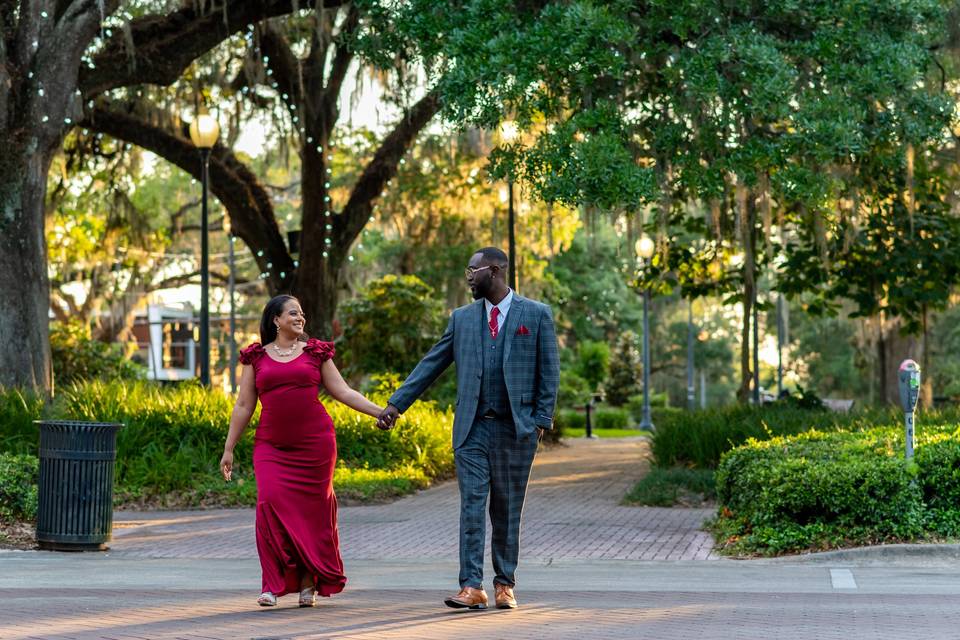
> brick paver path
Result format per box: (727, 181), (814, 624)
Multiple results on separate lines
(110, 436), (717, 562)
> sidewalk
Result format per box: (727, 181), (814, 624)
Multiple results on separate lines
(107, 437), (715, 562)
(4, 437), (960, 639)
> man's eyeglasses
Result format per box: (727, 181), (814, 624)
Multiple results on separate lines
(465, 265), (493, 278)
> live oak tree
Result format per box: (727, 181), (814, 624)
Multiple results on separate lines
(0, 0), (327, 391)
(380, 0), (956, 401)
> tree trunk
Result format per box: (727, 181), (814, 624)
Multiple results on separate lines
(0, 147), (56, 391)
(737, 186), (755, 403)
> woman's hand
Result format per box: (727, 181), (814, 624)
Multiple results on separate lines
(220, 450), (234, 481)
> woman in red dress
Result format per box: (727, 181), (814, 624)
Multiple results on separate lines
(219, 295), (384, 608)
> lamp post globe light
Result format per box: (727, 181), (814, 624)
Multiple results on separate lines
(498, 120), (519, 292)
(189, 107), (220, 386)
(635, 234), (655, 431)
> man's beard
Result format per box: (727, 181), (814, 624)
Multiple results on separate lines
(471, 280), (489, 300)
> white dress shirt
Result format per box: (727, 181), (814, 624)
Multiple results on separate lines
(484, 289), (514, 334)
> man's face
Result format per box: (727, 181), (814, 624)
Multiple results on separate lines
(466, 253), (496, 300)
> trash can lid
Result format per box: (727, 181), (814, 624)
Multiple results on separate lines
(34, 420), (125, 429)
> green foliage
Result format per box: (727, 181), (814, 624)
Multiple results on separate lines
(557, 368), (591, 410)
(543, 229), (642, 344)
(625, 467), (716, 507)
(594, 407), (630, 430)
(575, 340), (610, 393)
(338, 275), (446, 378)
(50, 321), (144, 386)
(712, 428), (934, 555)
(0, 388), (45, 455)
(652, 404), (859, 469)
(0, 379), (454, 508)
(605, 331), (642, 406)
(0, 453), (38, 522)
(555, 409), (586, 432)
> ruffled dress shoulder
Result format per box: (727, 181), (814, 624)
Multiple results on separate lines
(302, 338), (335, 363)
(239, 342), (266, 365)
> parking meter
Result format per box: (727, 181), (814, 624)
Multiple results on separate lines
(898, 359), (921, 460)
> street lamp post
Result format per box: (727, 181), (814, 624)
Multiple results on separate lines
(635, 234), (656, 431)
(498, 120), (519, 291)
(189, 107), (220, 386)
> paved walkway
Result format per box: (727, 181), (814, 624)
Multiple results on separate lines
(5, 436), (960, 639)
(108, 437), (716, 562)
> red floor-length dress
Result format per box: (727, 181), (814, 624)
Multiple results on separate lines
(239, 338), (347, 597)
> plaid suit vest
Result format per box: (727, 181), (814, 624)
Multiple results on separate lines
(476, 320), (511, 421)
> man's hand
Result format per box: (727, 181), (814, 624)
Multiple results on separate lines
(537, 427), (546, 442)
(377, 404), (400, 430)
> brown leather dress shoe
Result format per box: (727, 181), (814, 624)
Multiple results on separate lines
(444, 586), (488, 609)
(494, 583), (518, 609)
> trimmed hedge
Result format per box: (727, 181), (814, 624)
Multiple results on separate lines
(711, 425), (960, 555)
(649, 404), (960, 469)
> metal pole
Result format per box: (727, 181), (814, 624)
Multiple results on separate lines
(228, 231), (237, 393)
(585, 401), (596, 439)
(776, 293), (784, 397)
(640, 286), (654, 430)
(752, 289), (760, 404)
(687, 299), (695, 411)
(508, 179), (517, 292)
(199, 148), (211, 386)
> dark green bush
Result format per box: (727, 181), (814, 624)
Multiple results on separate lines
(0, 453), (38, 522)
(650, 403), (906, 469)
(710, 427), (951, 555)
(50, 321), (144, 386)
(558, 369), (591, 409)
(555, 409), (586, 431)
(594, 407), (630, 429)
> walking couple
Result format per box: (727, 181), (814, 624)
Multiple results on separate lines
(220, 247), (561, 610)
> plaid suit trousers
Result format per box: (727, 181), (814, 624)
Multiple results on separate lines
(455, 416), (538, 589)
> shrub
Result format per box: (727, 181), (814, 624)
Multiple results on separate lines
(337, 275), (445, 379)
(605, 331), (641, 406)
(50, 321), (144, 386)
(575, 340), (609, 393)
(651, 403), (894, 469)
(558, 369), (591, 410)
(711, 428), (934, 555)
(555, 409), (586, 431)
(594, 407), (630, 429)
(0, 453), (38, 522)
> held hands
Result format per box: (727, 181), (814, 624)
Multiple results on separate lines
(376, 404), (400, 430)
(220, 450), (234, 481)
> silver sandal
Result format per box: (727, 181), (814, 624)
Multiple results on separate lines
(299, 586), (317, 607)
(258, 591), (278, 607)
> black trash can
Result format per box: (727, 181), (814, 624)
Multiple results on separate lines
(35, 420), (124, 551)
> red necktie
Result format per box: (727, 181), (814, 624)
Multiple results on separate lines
(489, 307), (500, 339)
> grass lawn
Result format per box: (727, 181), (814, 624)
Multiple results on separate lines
(624, 467), (716, 507)
(562, 428), (652, 439)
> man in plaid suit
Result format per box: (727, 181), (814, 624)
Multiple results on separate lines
(377, 247), (560, 610)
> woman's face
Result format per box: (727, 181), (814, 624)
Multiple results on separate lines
(275, 299), (305, 338)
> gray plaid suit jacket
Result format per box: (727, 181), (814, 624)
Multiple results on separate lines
(388, 294), (561, 449)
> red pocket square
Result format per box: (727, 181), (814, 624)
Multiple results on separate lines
(516, 325), (530, 336)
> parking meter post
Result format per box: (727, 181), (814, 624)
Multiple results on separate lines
(898, 359), (921, 461)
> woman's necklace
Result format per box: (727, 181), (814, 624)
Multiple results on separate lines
(272, 341), (299, 357)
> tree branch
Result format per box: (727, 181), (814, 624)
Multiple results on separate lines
(321, 5), (359, 127)
(257, 20), (300, 113)
(79, 0), (346, 97)
(79, 100), (295, 293)
(336, 90), (441, 250)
